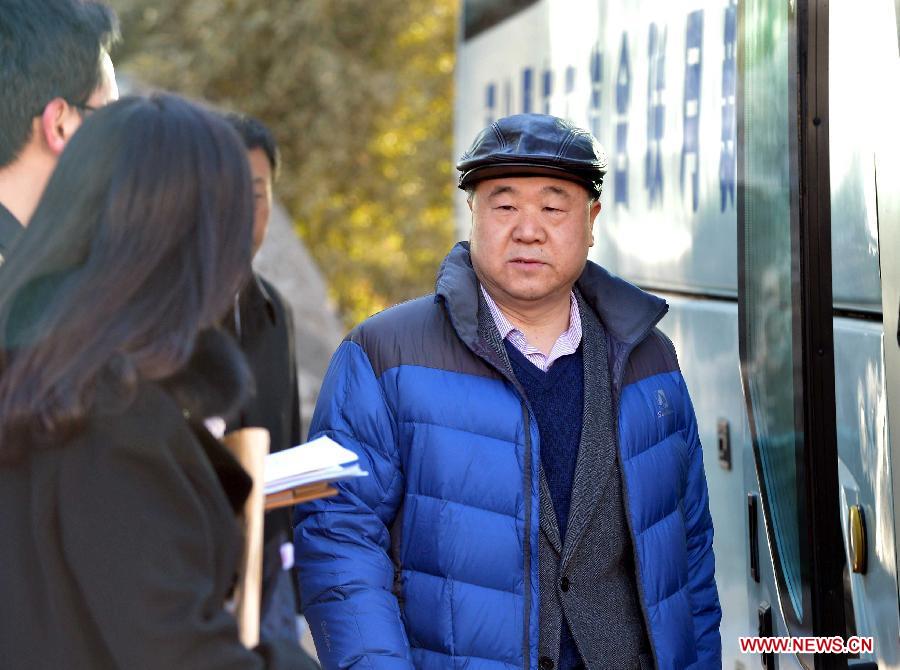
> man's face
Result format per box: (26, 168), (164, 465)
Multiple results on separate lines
(469, 175), (600, 308)
(247, 147), (273, 255)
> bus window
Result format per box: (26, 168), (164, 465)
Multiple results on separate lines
(462, 0), (541, 41)
(829, 0), (885, 313)
(738, 0), (804, 620)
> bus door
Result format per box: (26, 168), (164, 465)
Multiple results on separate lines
(738, 0), (847, 667)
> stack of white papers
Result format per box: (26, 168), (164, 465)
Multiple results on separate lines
(264, 435), (367, 496)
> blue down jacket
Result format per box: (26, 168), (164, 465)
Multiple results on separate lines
(295, 243), (721, 669)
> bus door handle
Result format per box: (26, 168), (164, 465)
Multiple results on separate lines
(748, 493), (760, 582)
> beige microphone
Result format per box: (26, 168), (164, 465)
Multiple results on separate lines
(220, 427), (270, 649)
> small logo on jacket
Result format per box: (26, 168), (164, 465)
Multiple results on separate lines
(656, 389), (673, 418)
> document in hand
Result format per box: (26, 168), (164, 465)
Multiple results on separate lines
(264, 435), (367, 510)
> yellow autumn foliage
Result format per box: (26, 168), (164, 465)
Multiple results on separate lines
(110, 0), (459, 326)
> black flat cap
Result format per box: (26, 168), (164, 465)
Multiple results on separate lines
(457, 114), (608, 197)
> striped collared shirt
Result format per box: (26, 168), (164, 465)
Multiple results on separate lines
(480, 285), (582, 372)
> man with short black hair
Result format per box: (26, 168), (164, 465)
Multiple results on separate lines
(295, 114), (721, 670)
(0, 0), (119, 259)
(224, 113), (280, 257)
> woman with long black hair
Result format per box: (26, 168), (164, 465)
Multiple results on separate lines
(0, 94), (306, 669)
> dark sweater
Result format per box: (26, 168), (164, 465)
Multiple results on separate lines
(505, 341), (583, 538)
(505, 341), (585, 670)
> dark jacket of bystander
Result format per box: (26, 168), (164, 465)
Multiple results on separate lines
(0, 330), (306, 669)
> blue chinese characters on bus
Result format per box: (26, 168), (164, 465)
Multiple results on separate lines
(589, 45), (603, 138)
(479, 7), (737, 216)
(615, 33), (631, 207)
(564, 65), (576, 119)
(645, 23), (666, 207)
(522, 67), (534, 114)
(681, 10), (703, 212)
(485, 83), (496, 125)
(543, 67), (553, 114)
(720, 1), (737, 211)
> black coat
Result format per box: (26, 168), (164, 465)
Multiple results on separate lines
(225, 273), (301, 452)
(0, 330), (307, 669)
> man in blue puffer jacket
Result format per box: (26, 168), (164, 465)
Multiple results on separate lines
(295, 114), (721, 670)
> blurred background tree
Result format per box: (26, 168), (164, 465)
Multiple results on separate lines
(109, 0), (459, 326)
